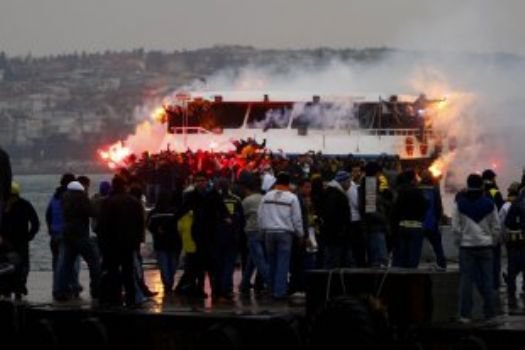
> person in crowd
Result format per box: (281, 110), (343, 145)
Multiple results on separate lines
(54, 181), (101, 301)
(502, 182), (525, 307)
(482, 169), (504, 210)
(97, 176), (145, 306)
(452, 173), (500, 323)
(147, 189), (181, 295)
(0, 147), (12, 230)
(46, 173), (75, 271)
(46, 173), (82, 297)
(173, 182), (202, 297)
(482, 169), (504, 292)
(289, 177), (319, 296)
(129, 181), (158, 299)
(360, 162), (392, 268)
(258, 171), (304, 300)
(419, 170), (446, 269)
(0, 147), (13, 295)
(0, 182), (39, 299)
(175, 172), (230, 299)
(391, 170), (428, 268)
(214, 177), (244, 301)
(77, 175), (91, 196)
(319, 170), (352, 268)
(239, 176), (270, 295)
(347, 163), (367, 267)
(90, 180), (111, 234)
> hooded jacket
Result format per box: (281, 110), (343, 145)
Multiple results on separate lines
(319, 180), (351, 243)
(452, 190), (500, 247)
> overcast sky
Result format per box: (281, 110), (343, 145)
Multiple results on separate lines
(1, 0), (524, 57)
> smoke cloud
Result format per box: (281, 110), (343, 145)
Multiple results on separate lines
(112, 0), (525, 203)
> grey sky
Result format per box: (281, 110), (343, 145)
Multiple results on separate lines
(1, 0), (524, 56)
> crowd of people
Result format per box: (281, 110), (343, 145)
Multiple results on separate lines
(2, 143), (525, 324)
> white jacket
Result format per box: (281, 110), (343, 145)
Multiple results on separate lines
(258, 188), (304, 237)
(452, 194), (501, 248)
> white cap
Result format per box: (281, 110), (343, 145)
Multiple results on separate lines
(67, 181), (85, 192)
(261, 173), (276, 192)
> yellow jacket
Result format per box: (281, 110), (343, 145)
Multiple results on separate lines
(178, 210), (196, 253)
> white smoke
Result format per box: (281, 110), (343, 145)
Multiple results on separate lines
(116, 0), (525, 196)
(197, 0), (525, 194)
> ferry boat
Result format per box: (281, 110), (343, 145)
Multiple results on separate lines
(162, 91), (450, 160)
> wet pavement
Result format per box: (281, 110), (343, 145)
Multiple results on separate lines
(16, 262), (525, 323)
(23, 267), (306, 316)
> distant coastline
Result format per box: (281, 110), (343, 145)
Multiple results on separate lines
(11, 159), (108, 175)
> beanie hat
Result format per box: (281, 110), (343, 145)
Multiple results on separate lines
(99, 181), (111, 196)
(334, 170), (350, 184)
(467, 174), (483, 190)
(67, 181), (85, 192)
(11, 182), (20, 195)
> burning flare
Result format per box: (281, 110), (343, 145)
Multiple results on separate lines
(429, 152), (456, 178)
(151, 106), (167, 123)
(99, 141), (132, 169)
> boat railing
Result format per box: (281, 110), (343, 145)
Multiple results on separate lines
(362, 128), (421, 136)
(169, 125), (437, 139)
(337, 128), (435, 137)
(169, 127), (214, 135)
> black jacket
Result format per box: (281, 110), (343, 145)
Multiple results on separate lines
(98, 191), (145, 252)
(177, 188), (229, 251)
(320, 182), (351, 244)
(391, 183), (428, 235)
(1, 196), (39, 251)
(0, 147), (11, 203)
(147, 206), (181, 251)
(62, 190), (92, 241)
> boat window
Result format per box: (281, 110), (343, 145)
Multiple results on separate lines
(189, 102), (247, 129)
(206, 103), (247, 128)
(291, 103), (340, 130)
(247, 103), (293, 129)
(357, 102), (422, 129)
(168, 101), (248, 130)
(166, 105), (184, 129)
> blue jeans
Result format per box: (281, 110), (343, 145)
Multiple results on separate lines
(367, 230), (387, 267)
(424, 228), (447, 268)
(51, 235), (81, 293)
(156, 250), (180, 291)
(322, 240), (353, 269)
(215, 227), (238, 296)
(133, 252), (146, 304)
(392, 227), (424, 268)
(54, 237), (101, 298)
(265, 231), (293, 298)
(241, 231), (270, 290)
(459, 247), (495, 319)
